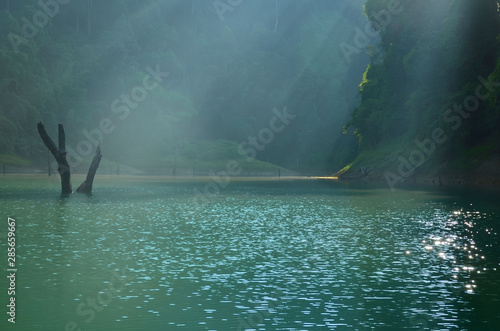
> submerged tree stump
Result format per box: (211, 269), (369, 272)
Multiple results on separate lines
(38, 122), (102, 195)
(37, 122), (72, 194)
(76, 145), (102, 193)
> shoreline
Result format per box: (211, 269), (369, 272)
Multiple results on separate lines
(337, 168), (500, 190)
(3, 172), (500, 191)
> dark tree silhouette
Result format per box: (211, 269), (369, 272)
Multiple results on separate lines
(38, 122), (102, 195)
(76, 145), (102, 193)
(37, 122), (72, 194)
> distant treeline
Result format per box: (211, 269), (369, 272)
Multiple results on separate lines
(0, 0), (370, 173)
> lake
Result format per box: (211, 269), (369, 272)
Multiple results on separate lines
(1, 175), (499, 330)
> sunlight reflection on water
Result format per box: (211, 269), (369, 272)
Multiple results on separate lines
(0, 176), (499, 330)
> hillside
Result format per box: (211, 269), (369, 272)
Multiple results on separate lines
(338, 0), (500, 188)
(0, 0), (368, 175)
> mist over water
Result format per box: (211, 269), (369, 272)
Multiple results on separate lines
(0, 0), (370, 175)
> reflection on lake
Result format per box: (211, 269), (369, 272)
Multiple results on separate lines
(0, 175), (499, 330)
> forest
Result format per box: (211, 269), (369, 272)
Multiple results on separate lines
(0, 0), (499, 183)
(0, 0), (367, 175)
(342, 0), (500, 186)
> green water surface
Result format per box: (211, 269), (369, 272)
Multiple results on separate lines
(0, 175), (499, 330)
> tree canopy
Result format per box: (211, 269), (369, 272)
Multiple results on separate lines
(348, 0), (500, 160)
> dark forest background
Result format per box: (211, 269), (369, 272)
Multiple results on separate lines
(0, 0), (367, 174)
(0, 0), (499, 177)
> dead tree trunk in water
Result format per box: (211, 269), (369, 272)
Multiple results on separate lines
(37, 122), (72, 194)
(48, 150), (52, 176)
(76, 145), (102, 193)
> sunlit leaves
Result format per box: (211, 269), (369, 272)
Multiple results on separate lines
(349, 0), (500, 160)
